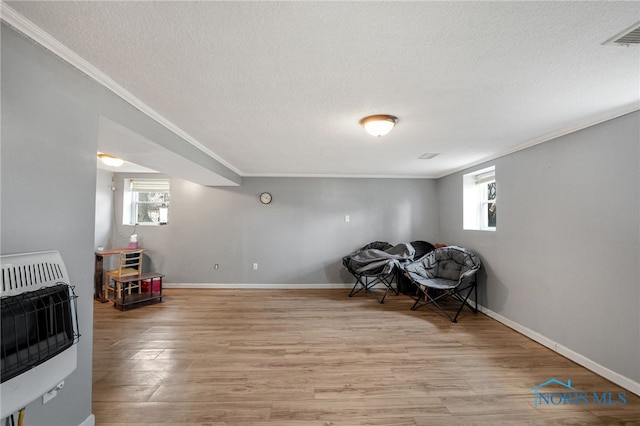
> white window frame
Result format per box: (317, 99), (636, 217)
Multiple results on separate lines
(463, 166), (496, 231)
(123, 178), (170, 226)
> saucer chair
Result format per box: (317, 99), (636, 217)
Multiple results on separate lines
(343, 241), (414, 303)
(403, 246), (481, 322)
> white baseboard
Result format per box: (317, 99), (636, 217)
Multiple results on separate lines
(477, 304), (640, 397)
(164, 282), (352, 289)
(78, 414), (95, 426)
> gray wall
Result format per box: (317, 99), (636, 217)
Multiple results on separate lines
(94, 168), (114, 251)
(111, 175), (438, 284)
(436, 111), (640, 384)
(1, 24), (96, 425)
(1, 22), (239, 425)
(3, 16), (638, 426)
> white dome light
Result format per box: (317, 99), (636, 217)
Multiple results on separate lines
(360, 115), (398, 137)
(98, 153), (125, 167)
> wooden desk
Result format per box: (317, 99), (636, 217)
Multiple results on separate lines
(94, 248), (145, 302)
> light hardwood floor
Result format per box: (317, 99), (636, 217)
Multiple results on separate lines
(93, 288), (640, 425)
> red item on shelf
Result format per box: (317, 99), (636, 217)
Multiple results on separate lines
(141, 278), (161, 292)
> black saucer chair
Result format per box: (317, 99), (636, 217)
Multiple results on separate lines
(403, 246), (481, 322)
(409, 240), (436, 260)
(397, 240), (436, 294)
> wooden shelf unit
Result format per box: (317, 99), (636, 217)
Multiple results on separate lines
(111, 272), (164, 310)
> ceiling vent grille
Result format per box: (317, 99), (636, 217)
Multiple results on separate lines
(418, 153), (439, 160)
(604, 20), (640, 46)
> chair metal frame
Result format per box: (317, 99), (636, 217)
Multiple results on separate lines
(403, 246), (481, 322)
(343, 241), (400, 304)
(409, 277), (478, 322)
(347, 268), (399, 304)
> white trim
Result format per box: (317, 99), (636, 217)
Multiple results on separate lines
(0, 3), (242, 176)
(241, 173), (440, 179)
(164, 282), (352, 290)
(78, 414), (95, 426)
(477, 304), (640, 397)
(434, 103), (640, 179)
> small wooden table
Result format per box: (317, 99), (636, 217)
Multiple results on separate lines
(112, 272), (164, 311)
(94, 248), (145, 302)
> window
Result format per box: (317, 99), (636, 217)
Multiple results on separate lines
(123, 179), (170, 225)
(463, 166), (496, 231)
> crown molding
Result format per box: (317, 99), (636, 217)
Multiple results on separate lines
(241, 173), (438, 179)
(0, 3), (243, 176)
(433, 102), (640, 179)
(224, 99), (638, 180)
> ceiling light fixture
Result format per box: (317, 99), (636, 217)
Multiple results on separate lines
(359, 114), (398, 137)
(98, 153), (124, 167)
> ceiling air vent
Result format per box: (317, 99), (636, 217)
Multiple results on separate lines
(418, 153), (439, 160)
(604, 20), (640, 46)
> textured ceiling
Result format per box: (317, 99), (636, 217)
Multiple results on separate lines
(5, 1), (640, 179)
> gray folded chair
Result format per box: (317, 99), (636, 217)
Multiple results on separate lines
(403, 246), (481, 322)
(343, 241), (415, 303)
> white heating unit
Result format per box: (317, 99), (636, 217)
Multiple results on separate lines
(0, 250), (79, 419)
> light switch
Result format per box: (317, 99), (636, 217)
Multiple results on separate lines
(345, 215), (350, 223)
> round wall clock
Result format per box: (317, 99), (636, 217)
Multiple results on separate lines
(260, 192), (272, 204)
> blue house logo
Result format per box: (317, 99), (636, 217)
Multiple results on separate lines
(531, 378), (627, 408)
(531, 378), (577, 408)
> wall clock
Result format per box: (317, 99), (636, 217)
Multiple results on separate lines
(260, 192), (272, 204)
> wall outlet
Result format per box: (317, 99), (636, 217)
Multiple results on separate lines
(42, 388), (57, 404)
(42, 380), (64, 405)
(345, 215), (350, 223)
(252, 263), (258, 270)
